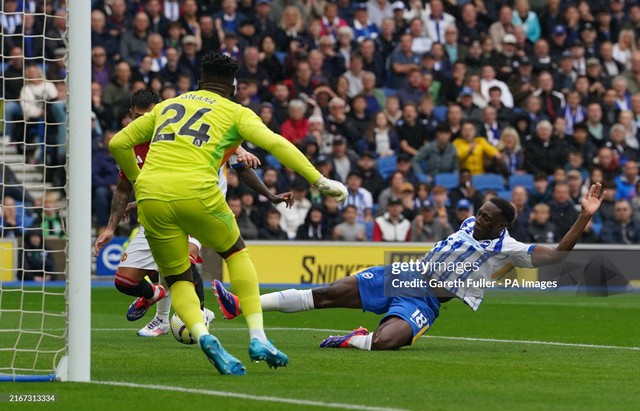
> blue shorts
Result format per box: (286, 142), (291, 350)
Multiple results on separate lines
(355, 266), (440, 344)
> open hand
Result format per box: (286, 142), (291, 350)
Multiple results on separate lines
(581, 182), (604, 216)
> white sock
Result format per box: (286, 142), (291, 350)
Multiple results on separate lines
(248, 327), (268, 343)
(260, 289), (315, 313)
(156, 293), (171, 322)
(347, 333), (372, 350)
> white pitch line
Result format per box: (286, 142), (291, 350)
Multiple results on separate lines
(426, 335), (640, 351)
(92, 380), (409, 411)
(4, 327), (639, 351)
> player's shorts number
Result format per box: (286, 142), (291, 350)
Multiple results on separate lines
(410, 308), (428, 328)
(153, 103), (212, 147)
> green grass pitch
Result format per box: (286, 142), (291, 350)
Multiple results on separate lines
(1, 287), (639, 410)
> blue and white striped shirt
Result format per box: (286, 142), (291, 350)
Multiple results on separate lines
(421, 217), (535, 311)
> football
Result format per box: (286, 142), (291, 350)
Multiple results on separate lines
(170, 308), (215, 345)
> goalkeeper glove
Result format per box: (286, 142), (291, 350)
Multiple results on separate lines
(313, 176), (348, 204)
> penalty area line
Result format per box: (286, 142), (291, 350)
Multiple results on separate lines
(91, 380), (409, 411)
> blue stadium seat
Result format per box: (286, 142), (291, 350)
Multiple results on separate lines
(265, 154), (281, 169)
(433, 106), (448, 123)
(497, 190), (512, 201)
(275, 52), (288, 65)
(416, 172), (431, 184)
(508, 173), (535, 192)
(434, 172), (459, 190)
(377, 155), (397, 179)
(364, 221), (374, 241)
(472, 173), (505, 191)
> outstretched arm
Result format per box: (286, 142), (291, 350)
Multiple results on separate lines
(94, 178), (133, 256)
(531, 183), (604, 267)
(237, 108), (347, 202)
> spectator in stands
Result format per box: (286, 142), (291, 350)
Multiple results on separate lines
(358, 111), (399, 157)
(3, 46), (24, 142)
(296, 205), (329, 241)
(144, 0), (170, 37)
(280, 99), (310, 146)
(20, 230), (54, 282)
(524, 120), (567, 175)
(389, 33), (421, 88)
(480, 64), (514, 108)
(178, 35), (202, 81)
(31, 191), (65, 238)
(497, 127), (524, 176)
(103, 61), (132, 122)
(119, 12), (150, 69)
(0, 196), (22, 238)
(354, 152), (383, 202)
(91, 9), (119, 60)
(409, 199), (453, 243)
(447, 169), (481, 212)
(228, 194), (258, 240)
(360, 39), (385, 88)
(397, 68), (425, 107)
(548, 182), (579, 238)
(333, 205), (366, 241)
(569, 122), (598, 166)
(453, 120), (501, 175)
(373, 196), (411, 242)
(383, 95), (403, 125)
(527, 203), (557, 243)
(411, 124), (458, 179)
(277, 178), (312, 240)
(237, 46), (270, 99)
(159, 47), (186, 84)
(19, 64), (62, 162)
(594, 146), (621, 181)
(458, 87), (482, 122)
(615, 160), (640, 201)
(44, 8), (66, 60)
(330, 136), (357, 182)
(509, 185), (531, 242)
(567, 169), (586, 207)
(397, 102), (430, 156)
(601, 199), (640, 244)
(253, 0), (277, 40)
(322, 195), (342, 234)
(423, 0), (455, 44)
(489, 5), (514, 53)
(446, 199), (471, 230)
(344, 171), (374, 223)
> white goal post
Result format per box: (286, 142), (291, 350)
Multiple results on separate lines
(0, 0), (91, 382)
(66, 0), (92, 383)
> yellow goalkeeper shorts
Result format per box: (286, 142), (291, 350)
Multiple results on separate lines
(137, 190), (239, 276)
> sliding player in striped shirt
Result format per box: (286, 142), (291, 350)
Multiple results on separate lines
(214, 183), (604, 351)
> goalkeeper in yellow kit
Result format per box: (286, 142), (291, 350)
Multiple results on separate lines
(109, 53), (347, 375)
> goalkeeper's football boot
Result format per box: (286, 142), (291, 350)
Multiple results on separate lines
(320, 327), (369, 348)
(126, 284), (166, 321)
(212, 279), (241, 320)
(199, 334), (246, 376)
(248, 339), (289, 369)
(137, 316), (169, 337)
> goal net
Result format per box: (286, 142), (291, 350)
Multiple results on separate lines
(0, 1), (89, 382)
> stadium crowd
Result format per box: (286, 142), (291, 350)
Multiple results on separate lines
(3, 0), (640, 248)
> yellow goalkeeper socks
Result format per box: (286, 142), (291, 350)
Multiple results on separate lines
(169, 280), (208, 340)
(226, 250), (267, 342)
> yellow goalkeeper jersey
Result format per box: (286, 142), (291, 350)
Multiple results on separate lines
(110, 90), (320, 201)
